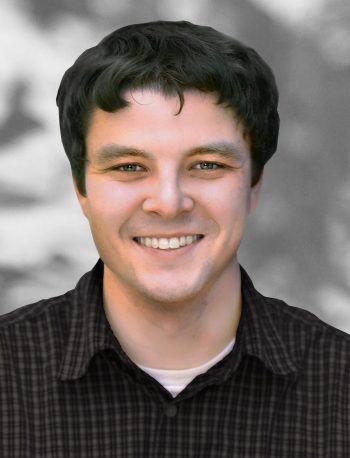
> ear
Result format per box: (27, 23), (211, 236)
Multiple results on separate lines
(73, 177), (89, 219)
(248, 170), (263, 214)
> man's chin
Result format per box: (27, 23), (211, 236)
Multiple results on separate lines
(134, 281), (205, 310)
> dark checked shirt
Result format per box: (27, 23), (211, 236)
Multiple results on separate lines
(1, 260), (349, 457)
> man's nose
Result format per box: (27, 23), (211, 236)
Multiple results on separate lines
(142, 172), (194, 218)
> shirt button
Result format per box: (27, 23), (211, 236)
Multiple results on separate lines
(165, 404), (178, 418)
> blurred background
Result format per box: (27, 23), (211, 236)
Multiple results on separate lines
(0, 0), (349, 331)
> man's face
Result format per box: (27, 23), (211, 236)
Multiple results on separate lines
(76, 89), (261, 307)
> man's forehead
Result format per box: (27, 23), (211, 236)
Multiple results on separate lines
(86, 89), (250, 162)
(115, 88), (241, 123)
(88, 88), (240, 130)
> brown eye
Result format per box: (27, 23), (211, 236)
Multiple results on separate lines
(116, 164), (144, 172)
(194, 162), (222, 170)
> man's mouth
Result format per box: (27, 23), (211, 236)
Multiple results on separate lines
(133, 235), (204, 250)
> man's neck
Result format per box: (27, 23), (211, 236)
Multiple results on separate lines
(103, 264), (242, 370)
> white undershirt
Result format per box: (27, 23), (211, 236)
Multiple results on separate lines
(138, 338), (235, 397)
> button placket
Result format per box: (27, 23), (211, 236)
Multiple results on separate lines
(164, 404), (178, 418)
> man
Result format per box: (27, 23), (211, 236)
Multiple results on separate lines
(1, 20), (349, 457)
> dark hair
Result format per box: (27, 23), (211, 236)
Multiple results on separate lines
(57, 20), (279, 195)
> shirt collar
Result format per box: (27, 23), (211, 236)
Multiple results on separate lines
(58, 260), (301, 381)
(57, 260), (122, 381)
(236, 266), (300, 376)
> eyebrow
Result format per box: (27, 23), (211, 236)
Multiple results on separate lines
(92, 141), (247, 166)
(92, 145), (153, 165)
(187, 142), (247, 162)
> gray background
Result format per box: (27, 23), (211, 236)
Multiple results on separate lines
(1, 0), (349, 332)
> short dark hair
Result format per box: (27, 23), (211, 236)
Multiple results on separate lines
(57, 20), (279, 195)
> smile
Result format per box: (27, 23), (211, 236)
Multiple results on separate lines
(134, 235), (204, 250)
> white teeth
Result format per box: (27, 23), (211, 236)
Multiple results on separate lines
(169, 238), (180, 249)
(179, 236), (187, 246)
(159, 238), (169, 249)
(137, 235), (202, 250)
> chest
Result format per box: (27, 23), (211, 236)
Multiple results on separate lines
(4, 356), (346, 457)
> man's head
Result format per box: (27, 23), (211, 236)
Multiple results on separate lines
(57, 20), (279, 196)
(56, 21), (280, 306)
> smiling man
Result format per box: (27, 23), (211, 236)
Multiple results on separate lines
(1, 21), (349, 457)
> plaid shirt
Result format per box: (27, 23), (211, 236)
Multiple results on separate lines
(1, 259), (349, 457)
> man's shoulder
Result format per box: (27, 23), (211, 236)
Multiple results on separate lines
(0, 263), (100, 335)
(263, 294), (350, 355)
(0, 290), (73, 330)
(0, 289), (79, 388)
(241, 266), (349, 349)
(0, 262), (105, 388)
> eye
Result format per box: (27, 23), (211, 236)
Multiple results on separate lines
(114, 163), (145, 172)
(193, 162), (223, 170)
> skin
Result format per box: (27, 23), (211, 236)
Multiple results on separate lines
(75, 89), (262, 369)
